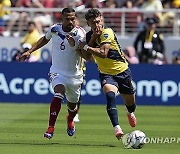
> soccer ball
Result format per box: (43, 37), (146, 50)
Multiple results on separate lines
(122, 130), (146, 149)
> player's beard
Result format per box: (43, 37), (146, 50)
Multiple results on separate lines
(66, 24), (74, 32)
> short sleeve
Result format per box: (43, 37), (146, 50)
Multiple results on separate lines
(45, 26), (53, 40)
(75, 27), (86, 47)
(86, 31), (93, 44)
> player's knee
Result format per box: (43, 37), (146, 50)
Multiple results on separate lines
(54, 93), (64, 100)
(67, 101), (78, 111)
(106, 91), (116, 110)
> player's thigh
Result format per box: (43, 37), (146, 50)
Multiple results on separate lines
(66, 77), (83, 104)
(50, 73), (66, 95)
(99, 73), (118, 94)
(121, 93), (135, 105)
(117, 68), (135, 94)
(103, 84), (118, 94)
(54, 84), (65, 94)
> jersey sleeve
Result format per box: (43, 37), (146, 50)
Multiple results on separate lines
(74, 27), (86, 48)
(100, 28), (114, 45)
(45, 25), (55, 40)
(77, 27), (86, 43)
(86, 31), (93, 44)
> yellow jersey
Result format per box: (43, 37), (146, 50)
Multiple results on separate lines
(0, 0), (11, 18)
(86, 28), (128, 75)
(21, 29), (41, 60)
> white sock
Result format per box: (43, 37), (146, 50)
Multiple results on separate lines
(114, 125), (121, 130)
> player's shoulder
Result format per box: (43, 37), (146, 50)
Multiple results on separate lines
(50, 23), (62, 33)
(50, 23), (61, 28)
(100, 27), (114, 40)
(75, 26), (86, 36)
(86, 31), (93, 43)
(102, 27), (114, 34)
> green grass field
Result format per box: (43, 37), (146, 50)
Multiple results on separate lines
(0, 103), (179, 154)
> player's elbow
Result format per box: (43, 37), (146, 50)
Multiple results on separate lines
(100, 54), (107, 58)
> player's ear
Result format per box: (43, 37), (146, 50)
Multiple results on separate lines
(87, 21), (89, 26)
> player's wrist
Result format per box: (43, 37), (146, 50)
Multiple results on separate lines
(28, 50), (32, 54)
(83, 45), (89, 51)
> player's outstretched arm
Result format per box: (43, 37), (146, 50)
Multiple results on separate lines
(79, 41), (110, 59)
(76, 47), (92, 61)
(19, 36), (50, 61)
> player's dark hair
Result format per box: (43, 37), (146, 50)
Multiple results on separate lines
(62, 7), (75, 15)
(85, 8), (101, 21)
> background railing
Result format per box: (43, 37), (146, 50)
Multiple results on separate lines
(2, 8), (180, 37)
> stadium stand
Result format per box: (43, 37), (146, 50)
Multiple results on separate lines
(0, 0), (179, 37)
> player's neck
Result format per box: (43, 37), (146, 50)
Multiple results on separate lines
(62, 25), (71, 33)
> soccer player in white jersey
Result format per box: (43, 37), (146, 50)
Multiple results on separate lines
(19, 8), (86, 139)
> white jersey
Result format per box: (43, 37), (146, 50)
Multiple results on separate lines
(45, 23), (86, 77)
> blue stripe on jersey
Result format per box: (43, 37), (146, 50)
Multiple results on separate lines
(51, 26), (65, 40)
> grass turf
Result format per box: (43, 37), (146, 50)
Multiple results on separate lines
(0, 103), (179, 154)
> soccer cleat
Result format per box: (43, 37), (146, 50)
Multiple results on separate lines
(114, 127), (124, 140)
(67, 115), (75, 136)
(126, 112), (137, 127)
(44, 126), (54, 139)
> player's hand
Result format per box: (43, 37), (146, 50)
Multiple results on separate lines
(92, 26), (102, 39)
(66, 34), (75, 47)
(75, 47), (82, 54)
(95, 26), (102, 35)
(19, 51), (31, 62)
(78, 41), (87, 50)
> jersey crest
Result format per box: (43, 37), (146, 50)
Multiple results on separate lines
(70, 28), (78, 36)
(104, 33), (108, 39)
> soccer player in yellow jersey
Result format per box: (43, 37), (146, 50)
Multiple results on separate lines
(79, 8), (137, 140)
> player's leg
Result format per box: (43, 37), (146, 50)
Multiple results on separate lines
(44, 74), (65, 139)
(73, 97), (81, 122)
(118, 68), (137, 127)
(103, 83), (124, 140)
(44, 84), (65, 139)
(65, 77), (82, 136)
(66, 101), (78, 136)
(121, 94), (137, 127)
(100, 73), (124, 139)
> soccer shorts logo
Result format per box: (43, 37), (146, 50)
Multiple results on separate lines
(131, 80), (136, 91)
(102, 79), (106, 85)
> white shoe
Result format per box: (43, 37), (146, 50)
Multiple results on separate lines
(13, 32), (20, 37)
(114, 125), (124, 140)
(2, 31), (10, 37)
(73, 114), (80, 122)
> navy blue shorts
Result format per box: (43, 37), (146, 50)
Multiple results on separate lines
(99, 68), (135, 94)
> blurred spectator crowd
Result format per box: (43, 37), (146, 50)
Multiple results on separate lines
(0, 0), (180, 36)
(0, 0), (180, 64)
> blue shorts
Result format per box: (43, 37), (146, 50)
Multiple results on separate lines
(99, 68), (135, 94)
